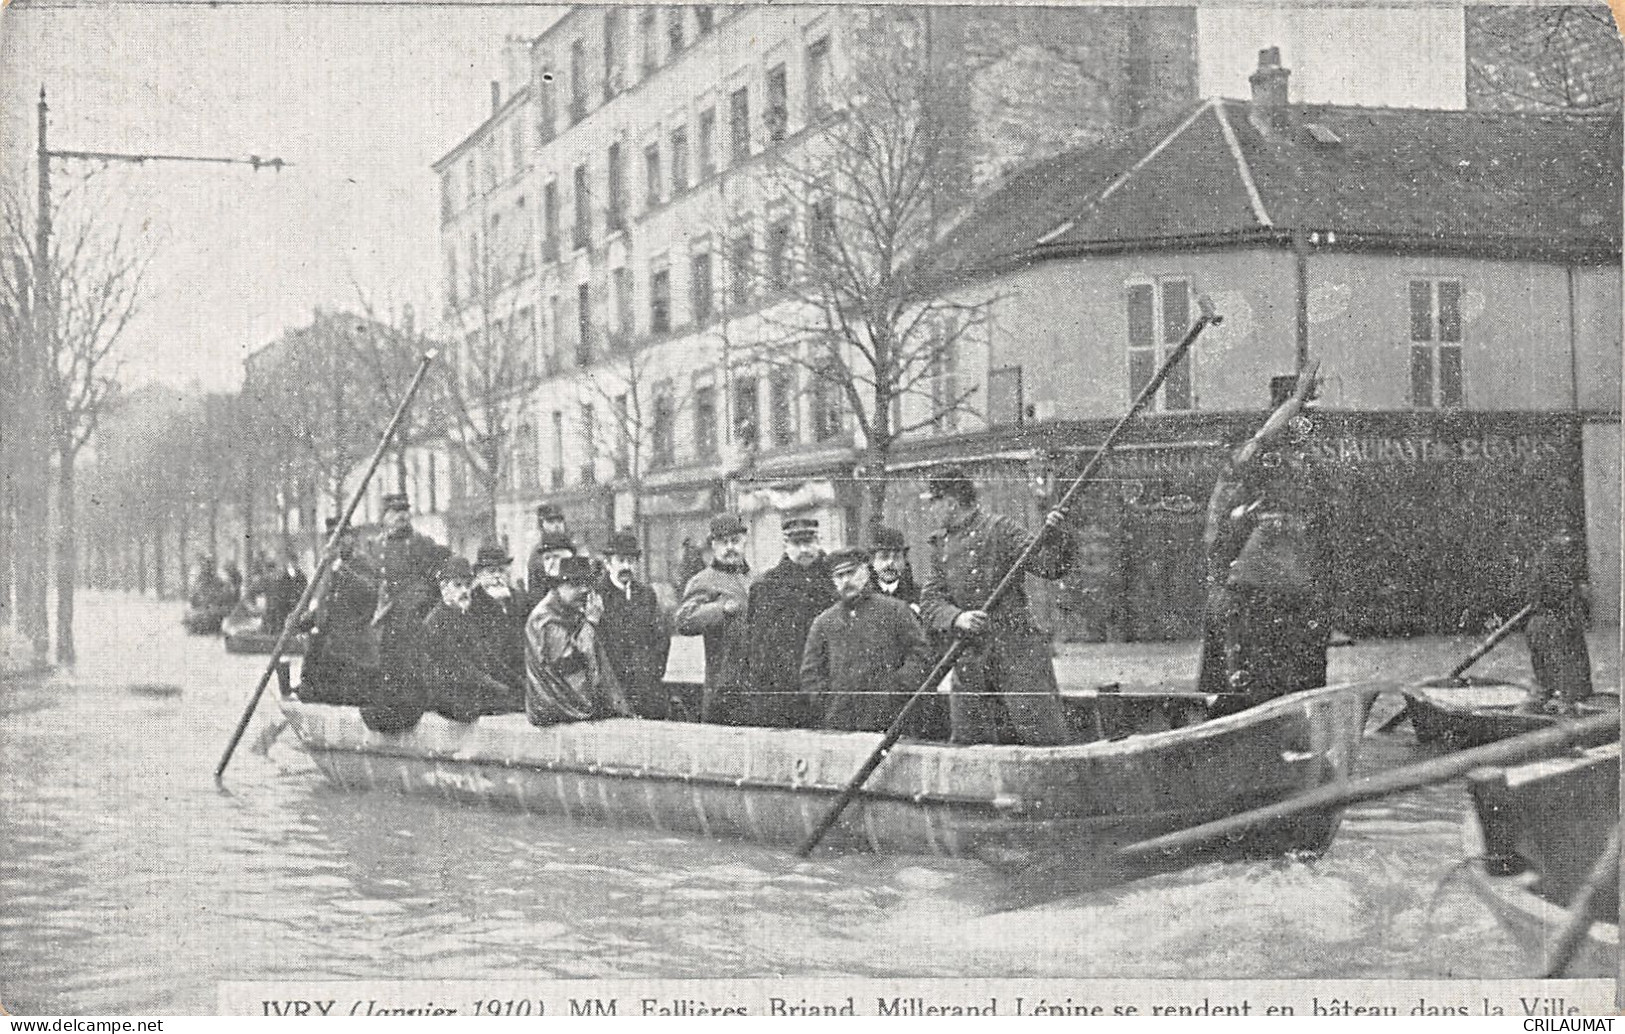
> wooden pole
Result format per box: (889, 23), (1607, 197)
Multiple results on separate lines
(1543, 820), (1621, 978)
(794, 299), (1224, 858)
(1118, 712), (1619, 860)
(214, 350), (437, 781)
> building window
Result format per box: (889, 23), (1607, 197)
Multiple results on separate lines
(766, 63), (789, 142)
(1125, 278), (1193, 411)
(603, 9), (626, 99)
(611, 266), (633, 344)
(695, 6), (714, 34)
(729, 86), (751, 164)
(667, 8), (685, 54)
(546, 294), (562, 375)
(690, 250), (713, 324)
(639, 10), (659, 76)
(728, 232), (752, 307)
(1410, 278), (1464, 409)
(445, 249), (458, 307)
(440, 171), (454, 223)
(670, 125), (689, 193)
(811, 358), (843, 442)
(697, 107), (717, 180)
(732, 374), (759, 451)
(516, 423), (539, 492)
(987, 365), (1023, 428)
(643, 142), (662, 209)
(515, 304), (536, 380)
(538, 64), (557, 142)
(465, 157), (477, 202)
(551, 410), (566, 488)
(572, 164), (590, 249)
(651, 383), (676, 469)
(808, 197), (836, 275)
(542, 181), (560, 261)
(612, 393), (630, 477)
(806, 37), (832, 119)
(607, 142), (626, 231)
(694, 382), (718, 460)
(576, 282), (594, 367)
(766, 217), (793, 292)
(569, 40), (588, 123)
(650, 266), (671, 334)
(931, 340), (962, 432)
(769, 368), (796, 448)
(579, 403), (597, 485)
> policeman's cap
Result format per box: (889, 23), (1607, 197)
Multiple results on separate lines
(382, 493), (411, 513)
(782, 515), (819, 542)
(923, 467), (976, 505)
(708, 513), (747, 541)
(827, 547), (869, 575)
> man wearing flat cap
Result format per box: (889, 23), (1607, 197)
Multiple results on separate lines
(524, 554), (631, 725)
(918, 467), (1075, 745)
(741, 514), (836, 728)
(801, 547), (932, 732)
(674, 513), (754, 724)
(595, 530), (672, 719)
(468, 542), (531, 692)
(360, 492), (452, 731)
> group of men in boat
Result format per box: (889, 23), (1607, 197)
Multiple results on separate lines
(289, 375), (1595, 740)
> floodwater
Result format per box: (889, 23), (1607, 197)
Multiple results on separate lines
(0, 592), (1594, 1013)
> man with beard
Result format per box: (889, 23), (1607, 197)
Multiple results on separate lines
(673, 513), (753, 725)
(362, 493), (452, 732)
(524, 555), (631, 725)
(526, 504), (572, 593)
(468, 542), (530, 691)
(742, 516), (836, 728)
(414, 556), (522, 721)
(869, 526), (920, 610)
(595, 531), (672, 719)
(801, 548), (932, 732)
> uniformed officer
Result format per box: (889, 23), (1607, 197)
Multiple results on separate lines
(742, 515), (836, 728)
(917, 468), (1074, 746)
(360, 492), (452, 731)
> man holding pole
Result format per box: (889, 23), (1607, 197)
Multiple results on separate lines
(918, 469), (1075, 746)
(362, 492), (452, 731)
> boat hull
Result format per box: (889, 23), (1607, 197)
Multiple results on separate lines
(1404, 678), (1617, 750)
(280, 681), (1379, 868)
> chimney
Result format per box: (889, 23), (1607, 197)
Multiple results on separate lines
(491, 80), (502, 115)
(1249, 47), (1290, 108)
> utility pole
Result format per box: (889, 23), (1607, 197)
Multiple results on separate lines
(12, 86), (289, 665)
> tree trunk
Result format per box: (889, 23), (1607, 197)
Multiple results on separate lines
(135, 535), (147, 595)
(152, 524), (165, 600)
(177, 508), (191, 604)
(54, 446), (77, 665)
(859, 441), (891, 544)
(208, 498), (219, 567)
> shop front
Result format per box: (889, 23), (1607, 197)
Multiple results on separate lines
(637, 480), (727, 595)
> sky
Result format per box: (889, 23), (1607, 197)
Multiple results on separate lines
(0, 0), (561, 391)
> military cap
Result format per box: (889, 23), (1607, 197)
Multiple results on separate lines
(708, 513), (747, 541)
(605, 531), (642, 557)
(827, 547), (870, 574)
(924, 466), (976, 504)
(474, 543), (512, 568)
(536, 502), (565, 522)
(555, 555), (595, 584)
(871, 526), (908, 553)
(782, 515), (819, 541)
(382, 493), (411, 512)
(436, 555), (473, 582)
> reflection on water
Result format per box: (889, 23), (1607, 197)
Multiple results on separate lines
(1, 594), (1531, 1013)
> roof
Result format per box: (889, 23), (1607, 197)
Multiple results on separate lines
(431, 85), (533, 174)
(930, 99), (1622, 281)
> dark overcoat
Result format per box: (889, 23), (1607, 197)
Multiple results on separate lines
(421, 603), (524, 720)
(468, 585), (532, 688)
(800, 589), (931, 732)
(1525, 537), (1593, 702)
(744, 554), (837, 728)
(362, 528), (452, 729)
(918, 508), (1074, 745)
(673, 561), (753, 724)
(297, 557), (380, 705)
(595, 573), (672, 719)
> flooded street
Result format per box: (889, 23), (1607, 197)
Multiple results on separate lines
(0, 591), (1603, 1013)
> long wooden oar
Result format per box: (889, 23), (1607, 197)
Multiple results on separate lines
(215, 350), (437, 781)
(1543, 820), (1621, 977)
(1375, 603), (1537, 734)
(794, 298), (1225, 859)
(1118, 712), (1618, 860)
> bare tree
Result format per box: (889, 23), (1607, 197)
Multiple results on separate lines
(1468, 5), (1622, 113)
(0, 178), (148, 663)
(751, 11), (995, 538)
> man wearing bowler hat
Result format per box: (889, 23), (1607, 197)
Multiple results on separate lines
(469, 541), (531, 690)
(524, 554), (631, 725)
(674, 513), (754, 724)
(742, 514), (836, 728)
(918, 467), (1075, 746)
(869, 526), (920, 609)
(595, 530), (672, 719)
(420, 555), (524, 721)
(361, 492), (452, 731)
(801, 547), (932, 732)
(526, 503), (573, 593)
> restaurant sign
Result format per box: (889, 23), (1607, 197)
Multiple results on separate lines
(1305, 430), (1565, 466)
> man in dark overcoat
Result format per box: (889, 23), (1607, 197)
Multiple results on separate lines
(362, 492), (452, 732)
(468, 542), (530, 690)
(801, 548), (932, 732)
(526, 503), (572, 593)
(918, 469), (1074, 746)
(297, 518), (381, 706)
(595, 530), (672, 719)
(1524, 529), (1594, 709)
(742, 515), (836, 728)
(421, 556), (525, 721)
(869, 526), (921, 609)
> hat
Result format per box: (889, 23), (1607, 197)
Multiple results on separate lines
(436, 556), (473, 582)
(924, 467), (976, 504)
(708, 513), (747, 541)
(605, 531), (642, 557)
(782, 515), (819, 541)
(555, 555), (595, 584)
(324, 516), (340, 532)
(871, 526), (908, 553)
(474, 543), (512, 568)
(536, 502), (565, 522)
(540, 531), (576, 553)
(827, 547), (869, 574)
(382, 493), (411, 513)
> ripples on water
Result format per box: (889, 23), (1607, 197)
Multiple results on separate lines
(1, 593), (1533, 1013)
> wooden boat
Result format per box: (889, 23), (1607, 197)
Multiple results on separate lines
(277, 680), (1380, 871)
(221, 601), (306, 655)
(1402, 677), (1618, 750)
(1464, 740), (1620, 977)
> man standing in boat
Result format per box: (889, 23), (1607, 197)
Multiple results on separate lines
(742, 515), (836, 728)
(296, 517), (380, 706)
(673, 513), (753, 725)
(363, 492), (453, 731)
(918, 468), (1075, 746)
(801, 547), (932, 732)
(524, 555), (632, 725)
(595, 531), (672, 720)
(1524, 528), (1594, 712)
